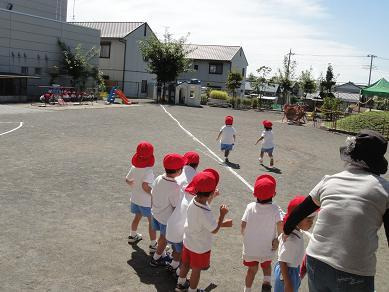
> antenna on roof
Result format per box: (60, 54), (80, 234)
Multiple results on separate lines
(72, 0), (76, 20)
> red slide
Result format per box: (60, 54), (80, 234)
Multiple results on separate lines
(114, 89), (131, 105)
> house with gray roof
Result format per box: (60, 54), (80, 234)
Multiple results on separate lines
(334, 82), (362, 103)
(178, 44), (248, 96)
(73, 22), (155, 97)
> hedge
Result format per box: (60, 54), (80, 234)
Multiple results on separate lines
(209, 90), (228, 100)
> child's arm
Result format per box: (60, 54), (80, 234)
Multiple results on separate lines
(216, 131), (222, 141)
(279, 261), (294, 292)
(142, 182), (152, 195)
(233, 134), (236, 144)
(211, 205), (229, 234)
(272, 221), (284, 250)
(255, 136), (263, 145)
(241, 221), (246, 235)
(126, 178), (135, 186)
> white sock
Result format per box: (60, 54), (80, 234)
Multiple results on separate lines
(188, 288), (197, 292)
(177, 277), (186, 285)
(176, 267), (180, 276)
(150, 240), (157, 246)
(263, 276), (271, 283)
(161, 250), (167, 258)
(244, 288), (252, 292)
(153, 252), (162, 260)
(130, 230), (136, 237)
(170, 260), (180, 269)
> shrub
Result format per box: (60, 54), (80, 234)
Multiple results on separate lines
(200, 94), (208, 105)
(237, 98), (241, 107)
(209, 90), (228, 100)
(252, 98), (258, 109)
(242, 98), (252, 107)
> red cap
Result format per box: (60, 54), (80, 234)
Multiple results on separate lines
(185, 168), (219, 194)
(225, 115), (234, 125)
(163, 153), (186, 170)
(263, 120), (273, 128)
(131, 141), (155, 168)
(184, 151), (200, 165)
(253, 174), (276, 200)
(284, 195), (306, 223)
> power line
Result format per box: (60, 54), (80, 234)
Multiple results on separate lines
(294, 53), (366, 58)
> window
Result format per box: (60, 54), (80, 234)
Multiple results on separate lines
(209, 63), (223, 74)
(194, 64), (199, 71)
(242, 68), (245, 77)
(144, 25), (147, 36)
(34, 67), (42, 75)
(21, 66), (28, 75)
(100, 42), (111, 58)
(102, 75), (110, 80)
(141, 80), (147, 93)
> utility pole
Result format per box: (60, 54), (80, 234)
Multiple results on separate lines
(367, 54), (377, 86)
(285, 49), (294, 104)
(72, 0), (76, 21)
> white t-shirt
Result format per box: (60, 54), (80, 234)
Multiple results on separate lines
(166, 191), (194, 243)
(126, 166), (154, 207)
(175, 165), (197, 188)
(307, 166), (389, 276)
(151, 174), (181, 224)
(219, 125), (236, 145)
(261, 130), (274, 149)
(242, 202), (282, 262)
(278, 230), (305, 268)
(183, 199), (218, 253)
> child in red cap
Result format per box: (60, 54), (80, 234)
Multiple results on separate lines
(126, 142), (157, 254)
(176, 169), (233, 292)
(150, 153), (186, 267)
(241, 175), (283, 292)
(216, 116), (236, 163)
(274, 196), (317, 292)
(255, 120), (275, 167)
(166, 151), (200, 275)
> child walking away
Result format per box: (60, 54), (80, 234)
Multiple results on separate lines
(126, 141), (157, 254)
(166, 151), (200, 276)
(150, 153), (186, 267)
(176, 169), (233, 292)
(241, 175), (283, 292)
(216, 115), (236, 163)
(274, 196), (317, 292)
(255, 120), (275, 167)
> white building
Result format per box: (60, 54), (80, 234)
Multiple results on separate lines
(0, 0), (100, 102)
(72, 22), (156, 98)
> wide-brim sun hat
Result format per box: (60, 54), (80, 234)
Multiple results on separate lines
(184, 151), (200, 165)
(163, 153), (187, 170)
(340, 129), (387, 175)
(262, 120), (273, 128)
(225, 115), (234, 125)
(253, 174), (276, 200)
(185, 168), (219, 195)
(131, 141), (155, 168)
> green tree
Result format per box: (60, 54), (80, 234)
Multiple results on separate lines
(226, 71), (243, 108)
(140, 32), (192, 102)
(57, 40), (98, 89)
(278, 55), (296, 104)
(299, 68), (317, 97)
(320, 64), (336, 96)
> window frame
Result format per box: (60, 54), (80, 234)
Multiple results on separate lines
(141, 80), (148, 93)
(100, 42), (111, 59)
(21, 66), (29, 75)
(209, 63), (223, 75)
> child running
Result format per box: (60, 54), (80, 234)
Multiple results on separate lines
(255, 120), (275, 167)
(241, 175), (283, 292)
(274, 196), (317, 292)
(150, 153), (186, 267)
(166, 151), (200, 276)
(216, 115), (236, 163)
(176, 169), (233, 292)
(126, 141), (157, 254)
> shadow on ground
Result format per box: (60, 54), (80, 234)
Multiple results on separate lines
(225, 161), (241, 169)
(261, 164), (282, 174)
(127, 245), (176, 292)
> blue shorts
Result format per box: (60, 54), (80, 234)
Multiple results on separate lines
(261, 147), (274, 155)
(168, 241), (183, 253)
(221, 143), (233, 151)
(152, 217), (167, 236)
(274, 262), (301, 292)
(130, 202), (151, 217)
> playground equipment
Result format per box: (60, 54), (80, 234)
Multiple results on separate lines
(106, 87), (131, 105)
(282, 104), (307, 124)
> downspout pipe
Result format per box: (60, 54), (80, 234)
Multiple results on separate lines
(119, 38), (127, 93)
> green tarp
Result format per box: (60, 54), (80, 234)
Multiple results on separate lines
(361, 78), (389, 98)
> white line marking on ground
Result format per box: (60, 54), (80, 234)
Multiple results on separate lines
(0, 122), (23, 137)
(161, 105), (254, 192)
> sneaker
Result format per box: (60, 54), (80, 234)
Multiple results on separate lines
(149, 242), (158, 254)
(166, 264), (179, 277)
(259, 158), (263, 164)
(262, 283), (272, 292)
(225, 158), (229, 163)
(128, 233), (142, 244)
(149, 253), (171, 267)
(175, 280), (190, 292)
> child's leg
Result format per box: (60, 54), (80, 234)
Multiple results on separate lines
(154, 234), (167, 258)
(147, 216), (156, 241)
(178, 261), (190, 279)
(224, 149), (230, 158)
(259, 151), (264, 163)
(261, 263), (272, 285)
(170, 250), (181, 269)
(130, 213), (142, 234)
(189, 268), (201, 290)
(268, 152), (274, 167)
(245, 264), (259, 289)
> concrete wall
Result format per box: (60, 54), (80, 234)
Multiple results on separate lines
(0, 8), (100, 99)
(0, 0), (67, 21)
(98, 39), (125, 83)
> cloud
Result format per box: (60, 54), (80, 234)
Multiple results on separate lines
(68, 0), (386, 84)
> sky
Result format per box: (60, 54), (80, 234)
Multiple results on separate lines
(67, 0), (389, 85)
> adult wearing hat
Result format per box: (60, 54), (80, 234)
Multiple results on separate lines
(283, 130), (388, 292)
